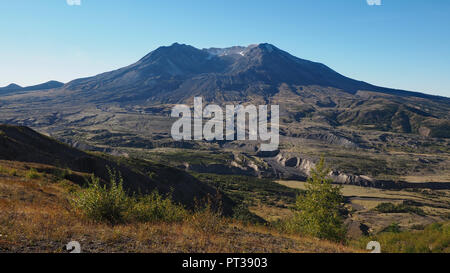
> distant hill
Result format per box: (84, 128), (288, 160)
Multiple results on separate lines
(0, 124), (234, 214)
(0, 83), (22, 92)
(0, 80), (63, 95)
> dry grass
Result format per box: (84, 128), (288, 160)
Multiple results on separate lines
(0, 160), (356, 253)
(249, 202), (293, 222)
(400, 174), (450, 183)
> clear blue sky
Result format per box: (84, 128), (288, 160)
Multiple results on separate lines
(1, 0), (449, 97)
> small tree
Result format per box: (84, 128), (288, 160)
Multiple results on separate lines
(290, 158), (346, 242)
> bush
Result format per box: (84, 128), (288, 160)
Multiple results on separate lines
(375, 202), (425, 216)
(128, 191), (187, 223)
(284, 158), (346, 242)
(53, 168), (72, 180)
(0, 166), (17, 176)
(8, 169), (17, 176)
(26, 168), (41, 179)
(73, 168), (187, 224)
(73, 169), (130, 224)
(382, 222), (401, 233)
(232, 203), (264, 224)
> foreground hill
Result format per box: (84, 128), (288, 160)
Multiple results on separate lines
(0, 159), (355, 253)
(0, 124), (233, 213)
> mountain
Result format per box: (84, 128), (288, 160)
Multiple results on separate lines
(61, 43), (448, 104)
(0, 80), (64, 95)
(0, 43), (449, 138)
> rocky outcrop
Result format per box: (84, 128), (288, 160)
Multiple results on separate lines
(272, 153), (450, 189)
(274, 153), (379, 187)
(328, 170), (375, 187)
(178, 151), (450, 190)
(180, 155), (266, 176)
(275, 154), (316, 175)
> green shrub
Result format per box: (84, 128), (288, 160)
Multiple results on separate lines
(73, 169), (130, 224)
(128, 191), (187, 223)
(73, 168), (187, 224)
(283, 158), (346, 242)
(0, 166), (17, 176)
(26, 168), (42, 179)
(375, 202), (425, 216)
(232, 203), (264, 224)
(9, 169), (17, 176)
(382, 222), (401, 233)
(53, 168), (72, 180)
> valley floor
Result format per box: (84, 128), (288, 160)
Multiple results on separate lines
(277, 180), (450, 234)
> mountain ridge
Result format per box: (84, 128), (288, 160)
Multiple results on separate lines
(59, 43), (449, 103)
(0, 80), (64, 95)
